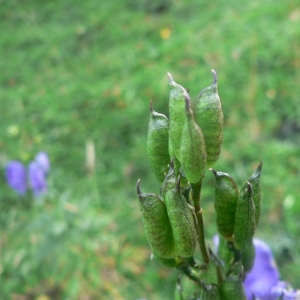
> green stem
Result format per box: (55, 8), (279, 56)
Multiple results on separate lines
(176, 274), (184, 300)
(191, 179), (202, 212)
(191, 178), (209, 264)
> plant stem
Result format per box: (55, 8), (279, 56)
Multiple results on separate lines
(191, 178), (209, 264)
(191, 179), (202, 212)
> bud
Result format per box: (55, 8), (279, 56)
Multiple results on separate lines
(241, 159), (263, 226)
(136, 179), (179, 258)
(234, 182), (256, 251)
(211, 170), (238, 240)
(194, 70), (223, 169)
(220, 274), (247, 300)
(180, 95), (207, 183)
(168, 72), (191, 162)
(165, 176), (197, 257)
(147, 100), (170, 182)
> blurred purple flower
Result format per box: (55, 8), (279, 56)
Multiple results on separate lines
(28, 161), (48, 196)
(244, 239), (280, 299)
(251, 281), (300, 300)
(214, 236), (300, 300)
(5, 151), (50, 197)
(243, 239), (300, 300)
(35, 151), (50, 174)
(5, 161), (27, 195)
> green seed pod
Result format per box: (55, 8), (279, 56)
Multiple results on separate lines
(194, 70), (223, 169)
(168, 72), (191, 162)
(200, 284), (221, 300)
(241, 240), (255, 273)
(211, 170), (238, 241)
(165, 176), (197, 257)
(242, 159), (263, 226)
(147, 100), (170, 182)
(234, 182), (256, 251)
(220, 275), (247, 300)
(180, 95), (207, 183)
(136, 179), (179, 258)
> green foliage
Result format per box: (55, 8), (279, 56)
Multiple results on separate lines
(1, 0), (300, 298)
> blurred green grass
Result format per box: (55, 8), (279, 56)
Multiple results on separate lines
(1, 0), (300, 299)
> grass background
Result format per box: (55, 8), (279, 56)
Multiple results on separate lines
(1, 0), (300, 299)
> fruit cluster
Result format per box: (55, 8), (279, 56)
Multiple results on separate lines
(136, 71), (262, 299)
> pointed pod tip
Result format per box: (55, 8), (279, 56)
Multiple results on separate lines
(167, 72), (174, 85)
(257, 158), (263, 171)
(149, 99), (154, 113)
(136, 179), (141, 197)
(211, 69), (217, 85)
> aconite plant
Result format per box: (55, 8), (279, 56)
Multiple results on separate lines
(136, 70), (262, 299)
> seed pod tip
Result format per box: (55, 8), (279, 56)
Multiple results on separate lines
(257, 158), (263, 171)
(136, 179), (141, 196)
(211, 69), (217, 84)
(149, 100), (154, 113)
(167, 72), (174, 85)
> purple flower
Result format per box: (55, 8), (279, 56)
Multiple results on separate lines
(214, 235), (300, 300)
(250, 281), (300, 300)
(244, 239), (280, 299)
(244, 239), (300, 300)
(5, 151), (50, 197)
(5, 161), (27, 195)
(35, 151), (50, 174)
(28, 161), (47, 196)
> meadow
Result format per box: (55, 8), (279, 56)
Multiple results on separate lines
(1, 0), (300, 299)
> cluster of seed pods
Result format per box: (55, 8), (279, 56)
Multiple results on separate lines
(136, 71), (262, 299)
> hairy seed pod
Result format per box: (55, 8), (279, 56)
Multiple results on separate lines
(194, 70), (223, 169)
(168, 72), (191, 162)
(165, 176), (197, 257)
(220, 275), (247, 300)
(241, 240), (255, 273)
(234, 182), (256, 251)
(136, 179), (179, 258)
(242, 159), (263, 226)
(147, 100), (170, 182)
(201, 284), (221, 300)
(211, 170), (238, 240)
(180, 95), (207, 183)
